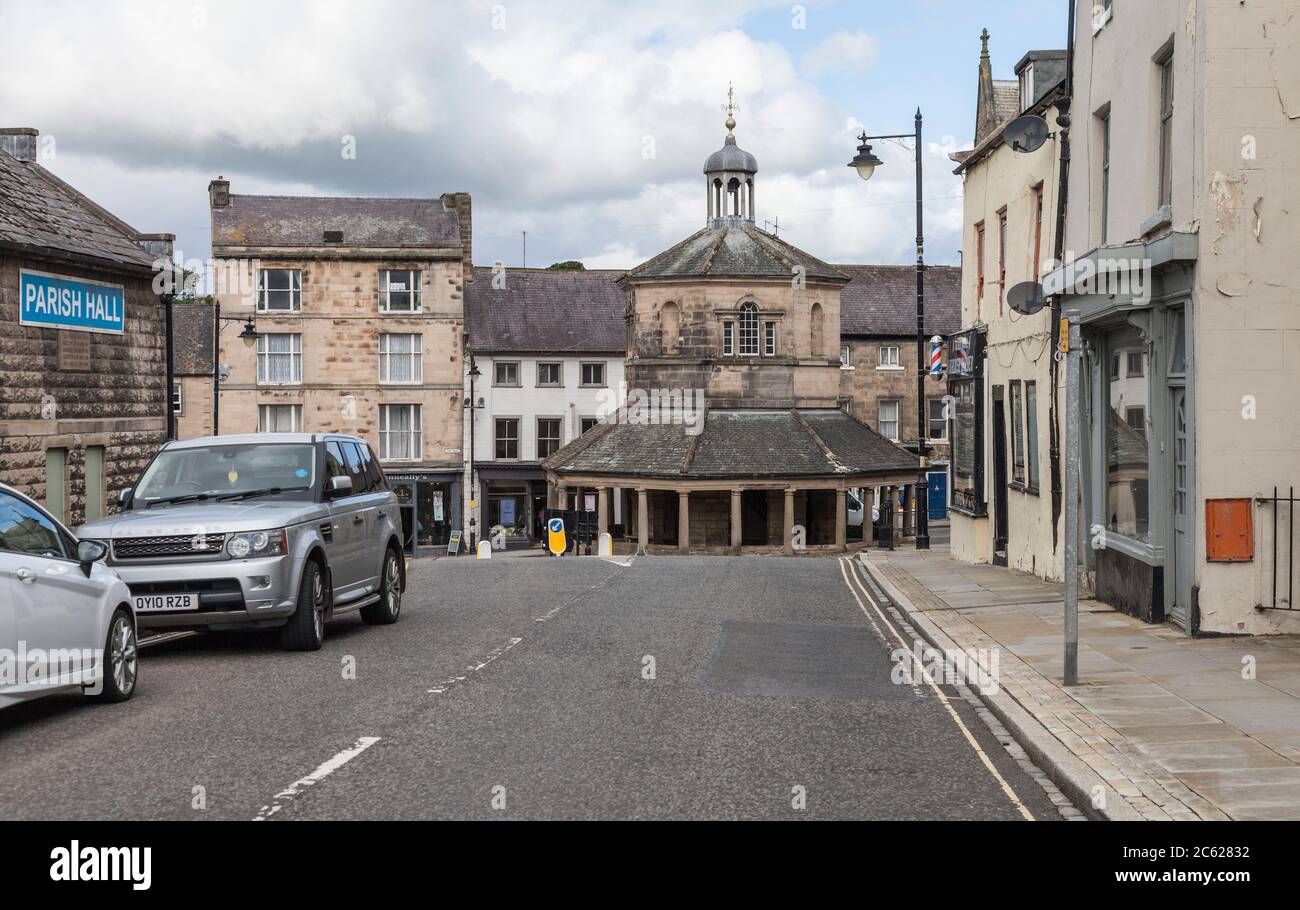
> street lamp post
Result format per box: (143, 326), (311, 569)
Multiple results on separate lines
(212, 299), (258, 437)
(464, 360), (482, 553)
(849, 108), (931, 550)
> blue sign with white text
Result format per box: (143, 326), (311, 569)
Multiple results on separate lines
(19, 270), (125, 335)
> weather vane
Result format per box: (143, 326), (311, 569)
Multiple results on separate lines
(722, 82), (738, 137)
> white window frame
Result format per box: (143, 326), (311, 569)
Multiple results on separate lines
(379, 404), (422, 462)
(879, 345), (902, 369)
(379, 333), (423, 384)
(840, 344), (853, 370)
(257, 268), (301, 313)
(256, 333), (302, 385)
(536, 417), (563, 459)
(880, 399), (900, 442)
(738, 303), (760, 356)
(494, 361), (520, 387)
(537, 362), (563, 387)
(723, 321), (735, 356)
(259, 404), (303, 433)
(927, 398), (948, 442)
(763, 321), (776, 357)
(379, 269), (422, 313)
(171, 382), (183, 415)
(580, 362), (606, 388)
(495, 417), (520, 461)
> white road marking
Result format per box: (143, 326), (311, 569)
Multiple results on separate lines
(837, 557), (1035, 821)
(428, 637), (524, 694)
(253, 736), (381, 821)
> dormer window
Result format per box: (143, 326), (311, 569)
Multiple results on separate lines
(1019, 62), (1035, 112)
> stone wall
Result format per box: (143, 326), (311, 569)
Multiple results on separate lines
(0, 253), (167, 524)
(839, 335), (951, 466)
(176, 374), (213, 440)
(215, 257), (465, 468)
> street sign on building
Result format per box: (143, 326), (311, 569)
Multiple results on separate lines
(19, 269), (125, 334)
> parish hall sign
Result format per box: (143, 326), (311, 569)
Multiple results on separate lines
(19, 269), (125, 334)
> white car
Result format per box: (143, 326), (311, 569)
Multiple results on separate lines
(0, 483), (137, 709)
(846, 491), (880, 528)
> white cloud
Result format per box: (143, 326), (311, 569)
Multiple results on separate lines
(0, 1), (960, 273)
(801, 30), (881, 79)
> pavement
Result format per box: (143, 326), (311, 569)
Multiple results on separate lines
(0, 553), (1071, 821)
(865, 543), (1300, 821)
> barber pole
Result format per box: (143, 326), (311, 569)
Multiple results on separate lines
(929, 336), (945, 377)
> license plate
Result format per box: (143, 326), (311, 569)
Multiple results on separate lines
(132, 593), (198, 613)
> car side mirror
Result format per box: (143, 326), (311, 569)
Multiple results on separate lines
(327, 475), (353, 497)
(118, 488), (133, 509)
(76, 539), (109, 577)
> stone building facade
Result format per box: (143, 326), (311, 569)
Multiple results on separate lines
(0, 127), (173, 527)
(544, 113), (920, 555)
(837, 264), (961, 518)
(208, 180), (471, 553)
(947, 33), (1069, 581)
(171, 298), (215, 440)
(1051, 0), (1300, 634)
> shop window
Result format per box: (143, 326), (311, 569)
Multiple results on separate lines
(1010, 381), (1026, 485)
(1105, 327), (1151, 542)
(1025, 382), (1039, 492)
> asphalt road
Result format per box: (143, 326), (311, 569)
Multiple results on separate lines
(0, 553), (1066, 820)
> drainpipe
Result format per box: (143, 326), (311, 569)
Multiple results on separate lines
(1049, 0), (1077, 554)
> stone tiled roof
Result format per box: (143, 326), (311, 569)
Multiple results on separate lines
(544, 408), (919, 480)
(0, 148), (157, 272)
(172, 299), (215, 375)
(212, 194), (462, 249)
(466, 267), (626, 354)
(627, 225), (847, 283)
(836, 265), (962, 337)
(993, 81), (1021, 126)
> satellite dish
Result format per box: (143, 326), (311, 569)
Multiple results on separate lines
(1002, 114), (1051, 154)
(1008, 281), (1048, 316)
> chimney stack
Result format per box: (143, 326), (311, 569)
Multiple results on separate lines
(441, 191), (473, 281)
(209, 176), (231, 208)
(0, 127), (39, 163)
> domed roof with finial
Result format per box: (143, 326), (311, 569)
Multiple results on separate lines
(704, 85), (757, 174)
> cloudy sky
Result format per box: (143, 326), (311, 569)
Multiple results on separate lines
(0, 0), (1063, 275)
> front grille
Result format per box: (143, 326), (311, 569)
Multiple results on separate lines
(113, 533), (227, 560)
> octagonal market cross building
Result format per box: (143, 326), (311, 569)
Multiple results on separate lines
(543, 114), (921, 554)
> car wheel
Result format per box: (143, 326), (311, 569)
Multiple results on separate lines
(92, 609), (138, 703)
(361, 547), (402, 626)
(280, 560), (326, 652)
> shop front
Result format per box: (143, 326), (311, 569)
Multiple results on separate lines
(478, 465), (548, 550)
(386, 470), (462, 556)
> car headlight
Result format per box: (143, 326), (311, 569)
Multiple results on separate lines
(226, 529), (288, 559)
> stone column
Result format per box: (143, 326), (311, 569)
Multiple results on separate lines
(637, 488), (648, 555)
(730, 488), (743, 555)
(678, 490), (690, 555)
(783, 487), (796, 556)
(835, 487), (847, 551)
(597, 487), (609, 537)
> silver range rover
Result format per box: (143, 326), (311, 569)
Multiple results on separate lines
(77, 433), (405, 651)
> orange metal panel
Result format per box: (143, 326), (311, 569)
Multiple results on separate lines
(1206, 498), (1253, 562)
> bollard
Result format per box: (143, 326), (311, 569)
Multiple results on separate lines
(598, 532), (613, 557)
(476, 540), (492, 559)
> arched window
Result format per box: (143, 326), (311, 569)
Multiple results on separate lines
(810, 303), (825, 358)
(660, 301), (680, 355)
(739, 302), (760, 356)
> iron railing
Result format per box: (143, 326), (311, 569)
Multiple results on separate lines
(1257, 487), (1296, 611)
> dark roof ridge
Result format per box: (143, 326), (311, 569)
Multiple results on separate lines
(790, 409), (850, 475)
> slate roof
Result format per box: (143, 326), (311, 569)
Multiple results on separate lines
(466, 267), (626, 354)
(836, 265), (962, 337)
(627, 225), (847, 283)
(992, 81), (1021, 127)
(0, 147), (157, 273)
(172, 299), (215, 375)
(543, 408), (919, 481)
(212, 194), (463, 249)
